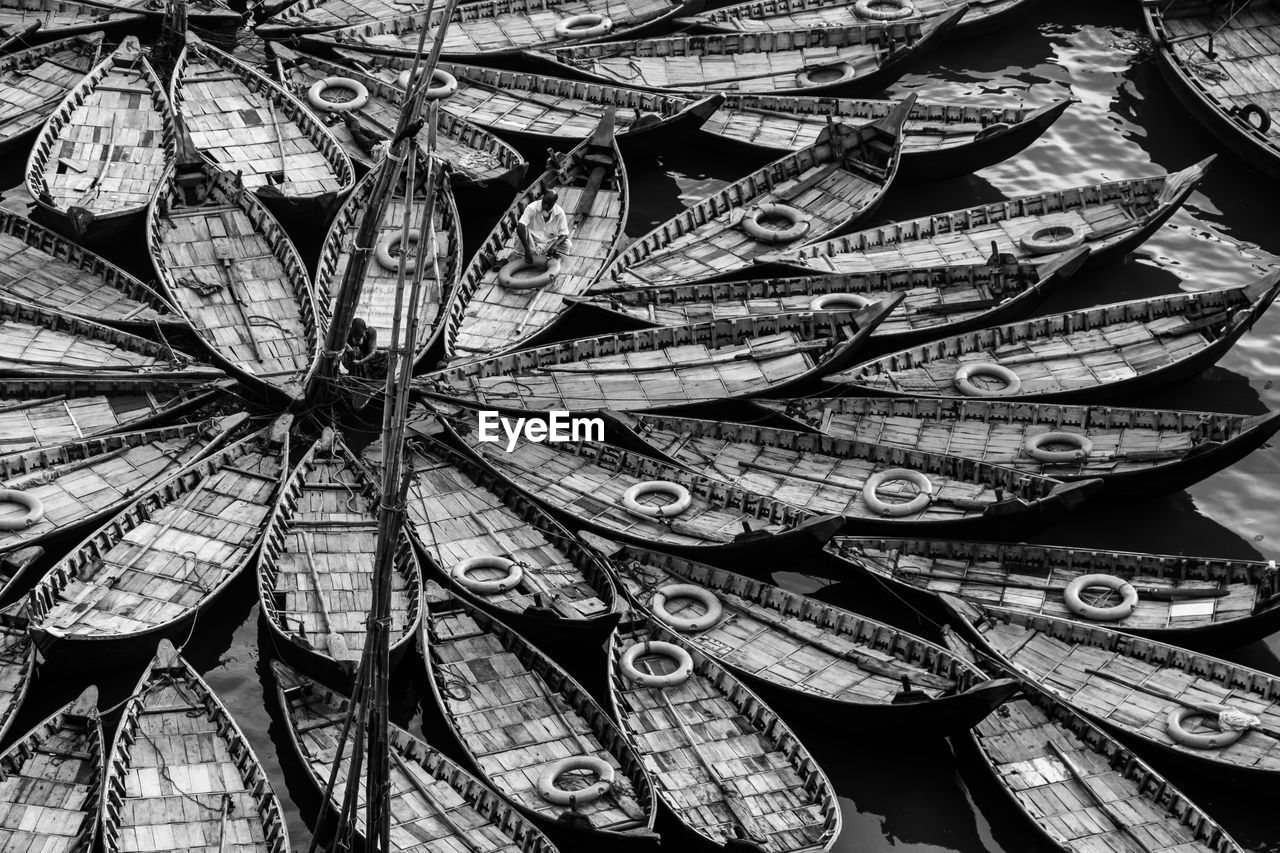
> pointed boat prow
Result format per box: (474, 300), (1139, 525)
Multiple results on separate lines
(66, 685), (100, 719)
(872, 91), (919, 140)
(153, 639), (180, 670)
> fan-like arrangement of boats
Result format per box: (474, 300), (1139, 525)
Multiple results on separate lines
(25, 36), (174, 248)
(599, 98), (912, 287)
(438, 111), (627, 361)
(274, 661), (561, 853)
(0, 34), (102, 158)
(829, 277), (1280, 402)
(525, 13), (965, 96)
(0, 0), (137, 47)
(0, 605), (34, 744)
(100, 640), (292, 853)
(607, 616), (841, 852)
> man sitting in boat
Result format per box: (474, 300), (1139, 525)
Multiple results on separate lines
(516, 188), (571, 265)
(344, 318), (386, 379)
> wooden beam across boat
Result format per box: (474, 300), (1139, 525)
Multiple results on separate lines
(0, 34), (102, 159)
(0, 0), (138, 49)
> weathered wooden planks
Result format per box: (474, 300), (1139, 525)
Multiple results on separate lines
(0, 605), (35, 747)
(0, 35), (102, 157)
(682, 0), (968, 32)
(0, 0), (138, 44)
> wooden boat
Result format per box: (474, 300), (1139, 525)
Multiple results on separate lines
(1, 209), (180, 334)
(273, 661), (561, 853)
(422, 306), (897, 413)
(0, 34), (102, 159)
(26, 416), (292, 665)
(681, 0), (965, 31)
(607, 616), (841, 852)
(421, 583), (661, 848)
(257, 427), (422, 683)
(437, 404), (846, 559)
(829, 276), (1280, 402)
(756, 395), (1280, 496)
(593, 536), (1019, 729)
(525, 13), (966, 97)
(765, 158), (1213, 273)
(101, 640), (291, 853)
(313, 158), (461, 372)
(147, 151), (321, 404)
(170, 32), (355, 223)
(25, 36), (174, 249)
(577, 249), (1088, 349)
(0, 685), (103, 853)
(829, 536), (1280, 650)
(701, 93), (1071, 181)
(270, 44), (527, 187)
(0, 0), (136, 49)
(0, 605), (35, 745)
(79, 0), (241, 26)
(438, 111), (627, 362)
(950, 603), (1280, 782)
(0, 413), (245, 557)
(600, 98), (912, 288)
(606, 412), (1100, 537)
(1144, 2), (1280, 183)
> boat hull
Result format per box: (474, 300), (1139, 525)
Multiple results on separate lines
(900, 99), (1071, 181)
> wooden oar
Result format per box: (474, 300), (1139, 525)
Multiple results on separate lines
(300, 536), (349, 659)
(1046, 740), (1152, 852)
(388, 749), (482, 853)
(1083, 667), (1280, 740)
(74, 112), (118, 207)
(892, 570), (1229, 600)
(211, 237), (264, 363)
(215, 793), (231, 853)
(267, 98), (288, 184)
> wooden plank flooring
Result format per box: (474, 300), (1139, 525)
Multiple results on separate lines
(0, 613), (31, 743)
(0, 386), (216, 453)
(0, 36), (102, 148)
(687, 0), (966, 31)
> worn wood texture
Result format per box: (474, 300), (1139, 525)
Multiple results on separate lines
(80, 0), (240, 24)
(0, 606), (35, 746)
(0, 0), (137, 42)
(683, 0), (966, 31)
(0, 35), (102, 155)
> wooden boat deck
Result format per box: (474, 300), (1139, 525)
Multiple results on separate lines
(0, 608), (33, 744)
(0, 35), (102, 153)
(684, 0), (965, 31)
(82, 0), (240, 23)
(0, 0), (137, 40)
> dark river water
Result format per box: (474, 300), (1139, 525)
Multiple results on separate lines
(3, 1), (1280, 851)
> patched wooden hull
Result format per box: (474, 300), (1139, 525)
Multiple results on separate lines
(79, 0), (241, 25)
(0, 35), (102, 159)
(681, 0), (970, 33)
(0, 0), (137, 48)
(0, 606), (34, 747)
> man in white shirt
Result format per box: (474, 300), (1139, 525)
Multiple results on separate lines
(516, 188), (571, 264)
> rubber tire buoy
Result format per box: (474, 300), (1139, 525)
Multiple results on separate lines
(1063, 573), (1139, 622)
(451, 556), (524, 595)
(740, 203), (810, 244)
(0, 490), (43, 531)
(809, 292), (874, 311)
(537, 756), (615, 806)
(396, 68), (458, 100)
(796, 62), (855, 89)
(554, 12), (613, 38)
(1235, 104), (1271, 134)
(1165, 706), (1245, 751)
(620, 640), (694, 687)
(375, 229), (421, 273)
(854, 0), (914, 20)
(306, 76), (370, 112)
(954, 362), (1023, 397)
(862, 468), (933, 517)
(621, 481), (692, 519)
(652, 584), (723, 632)
(497, 255), (562, 290)
(1020, 224), (1084, 255)
(1026, 431), (1094, 463)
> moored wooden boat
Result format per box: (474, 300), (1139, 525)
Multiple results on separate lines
(0, 34), (102, 158)
(79, 0), (240, 25)
(26, 415), (292, 665)
(101, 640), (291, 853)
(828, 276), (1280, 402)
(147, 154), (321, 404)
(525, 12), (965, 96)
(701, 92), (1071, 180)
(273, 660), (561, 853)
(830, 536), (1280, 650)
(1144, 2), (1280, 183)
(0, 0), (136, 48)
(270, 44), (527, 187)
(756, 395), (1280, 496)
(25, 36), (175, 249)
(421, 582), (661, 848)
(0, 413), (245, 557)
(680, 0), (967, 31)
(599, 97), (912, 288)
(0, 685), (103, 853)
(0, 605), (34, 745)
(592, 536), (1019, 729)
(439, 111), (627, 362)
(607, 615), (840, 852)
(257, 427), (422, 684)
(422, 306), (897, 413)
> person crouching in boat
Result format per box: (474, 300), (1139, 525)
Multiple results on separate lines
(516, 188), (572, 267)
(344, 318), (386, 379)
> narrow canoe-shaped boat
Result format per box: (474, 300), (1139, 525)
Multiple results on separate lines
(830, 536), (1280, 650)
(0, 0), (136, 48)
(606, 412), (1100, 537)
(0, 605), (35, 745)
(26, 416), (292, 665)
(951, 603), (1280, 782)
(257, 428), (422, 683)
(25, 36), (175, 248)
(271, 44), (527, 187)
(439, 111), (627, 362)
(608, 616), (840, 852)
(829, 277), (1280, 402)
(1143, 2), (1280, 182)
(766, 158), (1213, 273)
(171, 32), (355, 222)
(422, 306), (897, 413)
(593, 536), (1019, 728)
(526, 13), (965, 96)
(274, 661), (561, 853)
(1, 209), (179, 334)
(757, 396), (1280, 496)
(681, 0), (968, 31)
(578, 249), (1088, 349)
(314, 158), (461, 371)
(101, 640), (291, 853)
(147, 154), (321, 404)
(702, 93), (1071, 181)
(0, 685), (103, 853)
(421, 584), (661, 848)
(0, 414), (245, 557)
(0, 34), (102, 158)
(79, 0), (241, 25)
(600, 98), (912, 287)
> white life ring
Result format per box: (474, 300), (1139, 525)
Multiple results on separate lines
(537, 755), (615, 806)
(1020, 224), (1084, 256)
(862, 468), (933, 517)
(396, 68), (458, 100)
(554, 13), (612, 39)
(620, 640), (693, 688)
(497, 255), (562, 290)
(375, 229), (421, 272)
(1165, 706), (1246, 751)
(306, 76), (369, 113)
(451, 556), (524, 595)
(796, 62), (855, 89)
(1025, 431), (1094, 463)
(652, 584), (722, 632)
(954, 362), (1023, 397)
(621, 481), (691, 519)
(0, 489), (44, 531)
(740, 203), (810, 244)
(854, 0), (914, 20)
(809, 292), (874, 311)
(1063, 573), (1138, 622)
